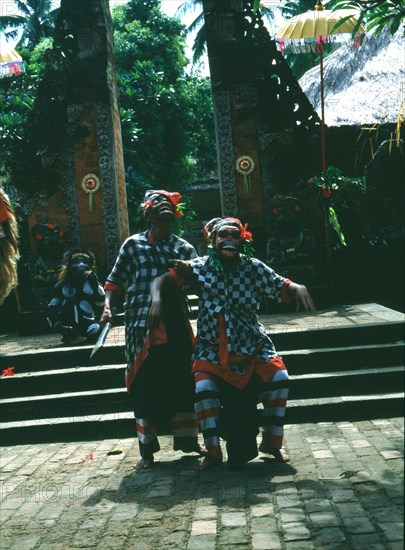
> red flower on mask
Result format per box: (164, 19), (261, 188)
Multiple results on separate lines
(141, 191), (183, 218)
(141, 201), (153, 213)
(240, 224), (252, 241)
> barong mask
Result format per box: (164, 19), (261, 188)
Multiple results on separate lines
(141, 190), (183, 221)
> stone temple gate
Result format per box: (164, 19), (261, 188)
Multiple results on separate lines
(202, 0), (323, 259)
(16, 0), (129, 314)
(14, 0), (325, 318)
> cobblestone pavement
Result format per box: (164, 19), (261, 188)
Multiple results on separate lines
(0, 417), (403, 550)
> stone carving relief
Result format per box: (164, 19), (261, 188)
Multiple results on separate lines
(212, 91), (238, 216)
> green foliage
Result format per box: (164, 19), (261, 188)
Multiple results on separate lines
(183, 76), (217, 180)
(314, 166), (365, 246)
(113, 0), (217, 227)
(2, 0), (217, 223)
(331, 0), (405, 36)
(113, 0), (193, 194)
(176, 0), (275, 64)
(0, 0), (59, 48)
(0, 39), (51, 185)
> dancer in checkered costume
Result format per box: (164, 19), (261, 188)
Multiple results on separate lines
(149, 217), (315, 470)
(100, 190), (205, 469)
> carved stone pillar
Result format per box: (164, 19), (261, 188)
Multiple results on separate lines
(202, 0), (321, 259)
(60, 0), (128, 273)
(25, 0), (128, 278)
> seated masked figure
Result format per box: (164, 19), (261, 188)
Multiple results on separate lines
(47, 248), (105, 344)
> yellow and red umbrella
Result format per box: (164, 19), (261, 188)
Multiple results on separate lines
(277, 1), (364, 170)
(0, 38), (25, 79)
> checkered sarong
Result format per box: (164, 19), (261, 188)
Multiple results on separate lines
(188, 255), (287, 359)
(105, 231), (197, 382)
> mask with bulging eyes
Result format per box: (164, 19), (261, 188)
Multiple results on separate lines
(214, 225), (242, 260)
(148, 194), (176, 220)
(70, 254), (92, 279)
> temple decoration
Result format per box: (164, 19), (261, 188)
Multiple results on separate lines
(81, 173), (100, 212)
(235, 155), (256, 195)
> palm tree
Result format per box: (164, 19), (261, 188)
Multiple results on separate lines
(279, 0), (317, 20)
(0, 0), (59, 48)
(175, 0), (275, 64)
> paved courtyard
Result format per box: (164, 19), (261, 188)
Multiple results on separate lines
(0, 417), (403, 549)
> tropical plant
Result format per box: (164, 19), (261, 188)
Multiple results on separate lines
(331, 0), (404, 36)
(113, 0), (194, 190)
(314, 165), (365, 247)
(175, 0), (275, 64)
(0, 38), (51, 188)
(0, 0), (59, 48)
(112, 0), (217, 230)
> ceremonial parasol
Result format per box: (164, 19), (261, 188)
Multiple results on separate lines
(0, 35), (25, 79)
(276, 1), (364, 170)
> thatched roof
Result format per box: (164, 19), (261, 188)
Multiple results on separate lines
(299, 29), (404, 127)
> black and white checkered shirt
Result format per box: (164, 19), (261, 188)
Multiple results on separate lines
(106, 231), (197, 328)
(189, 255), (288, 361)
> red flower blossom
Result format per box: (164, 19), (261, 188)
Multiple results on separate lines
(2, 367), (15, 377)
(48, 224), (55, 229)
(81, 452), (94, 461)
(321, 185), (332, 198)
(36, 234), (43, 240)
(240, 224), (253, 241)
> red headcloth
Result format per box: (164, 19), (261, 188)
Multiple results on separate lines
(203, 217), (252, 243)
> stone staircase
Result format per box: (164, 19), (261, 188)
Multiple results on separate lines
(0, 304), (403, 445)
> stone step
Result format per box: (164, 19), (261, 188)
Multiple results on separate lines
(267, 321), (403, 351)
(1, 336), (402, 376)
(1, 366), (403, 423)
(1, 319), (403, 370)
(1, 341), (403, 399)
(0, 364), (125, 399)
(0, 392), (402, 446)
(286, 392), (404, 424)
(289, 365), (404, 398)
(0, 387), (131, 422)
(282, 342), (404, 374)
(0, 304), (402, 444)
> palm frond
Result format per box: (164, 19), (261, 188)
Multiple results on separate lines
(12, 1), (32, 17)
(192, 25), (207, 64)
(175, 0), (204, 20)
(187, 11), (205, 34)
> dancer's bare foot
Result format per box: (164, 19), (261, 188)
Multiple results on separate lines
(181, 444), (206, 456)
(135, 457), (154, 470)
(174, 442), (207, 456)
(193, 455), (223, 471)
(259, 444), (290, 463)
